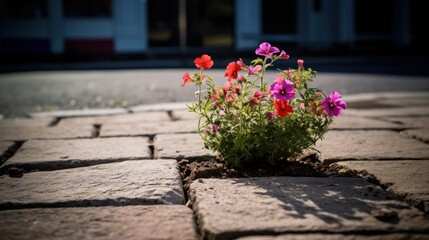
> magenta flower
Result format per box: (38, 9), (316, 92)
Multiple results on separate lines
(255, 42), (280, 57)
(212, 124), (219, 133)
(270, 76), (295, 101)
(321, 91), (346, 117)
(266, 112), (275, 121)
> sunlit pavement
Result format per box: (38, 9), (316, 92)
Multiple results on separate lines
(0, 91), (428, 239)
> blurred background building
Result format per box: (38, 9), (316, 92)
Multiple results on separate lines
(0, 0), (426, 59)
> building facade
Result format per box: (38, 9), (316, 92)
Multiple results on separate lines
(0, 0), (424, 56)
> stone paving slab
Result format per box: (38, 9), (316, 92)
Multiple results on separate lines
(401, 129), (429, 143)
(337, 160), (429, 212)
(29, 108), (128, 119)
(0, 117), (54, 128)
(190, 177), (429, 240)
(314, 130), (429, 164)
(100, 119), (196, 137)
(0, 160), (184, 209)
(0, 125), (93, 141)
(0, 205), (198, 240)
(1, 137), (151, 171)
(0, 141), (14, 156)
(382, 116), (429, 128)
(170, 110), (199, 121)
(155, 133), (215, 160)
(56, 111), (170, 127)
(237, 233), (429, 240)
(346, 107), (429, 117)
(130, 102), (189, 113)
(330, 115), (403, 130)
(0, 141), (15, 164)
(377, 97), (429, 107)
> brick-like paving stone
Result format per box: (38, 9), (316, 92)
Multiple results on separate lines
(29, 108), (128, 119)
(401, 129), (429, 143)
(346, 107), (429, 117)
(0, 160), (184, 209)
(338, 160), (429, 212)
(0, 141), (15, 165)
(330, 115), (403, 130)
(0, 117), (54, 128)
(169, 110), (199, 121)
(382, 116), (429, 128)
(56, 111), (170, 127)
(0, 125), (93, 141)
(314, 130), (429, 164)
(130, 102), (189, 113)
(1, 137), (151, 171)
(155, 133), (215, 160)
(100, 119), (196, 136)
(237, 233), (429, 240)
(0, 205), (198, 240)
(190, 177), (429, 240)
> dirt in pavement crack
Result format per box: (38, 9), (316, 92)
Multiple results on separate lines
(92, 124), (102, 137)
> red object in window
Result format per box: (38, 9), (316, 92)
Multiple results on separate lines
(65, 39), (113, 53)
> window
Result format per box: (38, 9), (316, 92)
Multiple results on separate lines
(187, 0), (234, 47)
(147, 0), (180, 47)
(0, 0), (48, 20)
(262, 0), (297, 34)
(355, 0), (393, 35)
(63, 0), (112, 18)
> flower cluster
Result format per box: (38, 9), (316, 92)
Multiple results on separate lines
(182, 42), (346, 167)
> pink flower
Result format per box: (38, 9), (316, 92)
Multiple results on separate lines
(283, 70), (292, 76)
(321, 91), (346, 117)
(253, 90), (264, 99)
(238, 75), (246, 83)
(270, 76), (295, 101)
(255, 42), (280, 57)
(249, 97), (259, 106)
(226, 92), (237, 102)
(236, 58), (247, 68)
(181, 72), (192, 87)
(248, 65), (262, 75)
(298, 59), (304, 69)
(278, 50), (290, 60)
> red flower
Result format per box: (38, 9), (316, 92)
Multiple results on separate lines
(181, 72), (192, 87)
(274, 100), (293, 117)
(224, 62), (242, 81)
(194, 54), (214, 69)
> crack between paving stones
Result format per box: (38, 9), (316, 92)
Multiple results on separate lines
(0, 158), (149, 176)
(92, 124), (102, 137)
(47, 117), (61, 127)
(148, 134), (156, 159)
(0, 141), (25, 173)
(0, 198), (170, 211)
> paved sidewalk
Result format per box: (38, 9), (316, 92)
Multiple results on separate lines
(0, 92), (428, 240)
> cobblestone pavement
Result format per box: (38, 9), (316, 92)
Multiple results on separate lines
(0, 92), (428, 240)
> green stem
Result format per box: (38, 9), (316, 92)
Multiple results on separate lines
(258, 57), (268, 126)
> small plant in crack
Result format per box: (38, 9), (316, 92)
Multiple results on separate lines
(181, 42), (346, 168)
